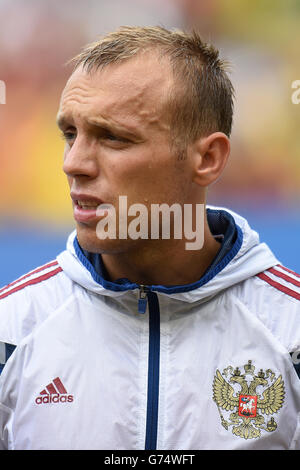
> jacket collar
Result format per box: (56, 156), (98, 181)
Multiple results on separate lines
(57, 206), (279, 302)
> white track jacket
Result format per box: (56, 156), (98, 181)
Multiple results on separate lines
(0, 207), (299, 450)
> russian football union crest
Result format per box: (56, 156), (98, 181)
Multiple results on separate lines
(212, 360), (285, 439)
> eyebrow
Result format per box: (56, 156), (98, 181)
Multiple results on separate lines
(87, 117), (138, 138)
(56, 114), (73, 129)
(56, 113), (141, 140)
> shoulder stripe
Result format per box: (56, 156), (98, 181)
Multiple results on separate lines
(0, 260), (59, 295)
(278, 264), (300, 279)
(267, 267), (300, 289)
(0, 266), (62, 300)
(257, 272), (300, 301)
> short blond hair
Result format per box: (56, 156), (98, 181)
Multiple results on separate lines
(70, 26), (234, 150)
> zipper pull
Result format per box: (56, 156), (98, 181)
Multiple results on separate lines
(138, 285), (148, 314)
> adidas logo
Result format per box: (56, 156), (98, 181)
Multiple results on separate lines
(35, 377), (74, 405)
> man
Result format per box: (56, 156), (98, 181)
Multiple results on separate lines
(0, 26), (299, 450)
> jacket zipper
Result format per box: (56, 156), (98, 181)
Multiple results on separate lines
(138, 285), (148, 314)
(138, 286), (160, 450)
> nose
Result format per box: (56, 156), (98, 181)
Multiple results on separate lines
(63, 136), (98, 179)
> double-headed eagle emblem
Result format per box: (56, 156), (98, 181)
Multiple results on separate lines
(213, 360), (285, 439)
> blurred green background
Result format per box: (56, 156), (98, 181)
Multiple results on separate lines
(0, 0), (299, 285)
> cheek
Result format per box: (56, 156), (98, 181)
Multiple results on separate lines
(127, 167), (187, 206)
(66, 176), (73, 188)
(63, 145), (69, 162)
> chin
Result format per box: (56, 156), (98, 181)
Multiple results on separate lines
(76, 223), (138, 255)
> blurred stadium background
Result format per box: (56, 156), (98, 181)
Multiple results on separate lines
(0, 0), (299, 286)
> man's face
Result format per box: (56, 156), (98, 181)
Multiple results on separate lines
(57, 52), (193, 254)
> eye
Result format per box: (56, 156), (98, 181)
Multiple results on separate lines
(104, 131), (121, 141)
(106, 134), (117, 141)
(102, 129), (131, 144)
(60, 130), (76, 143)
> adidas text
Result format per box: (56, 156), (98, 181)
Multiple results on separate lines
(35, 394), (74, 404)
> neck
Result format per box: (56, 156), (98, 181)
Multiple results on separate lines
(101, 220), (220, 286)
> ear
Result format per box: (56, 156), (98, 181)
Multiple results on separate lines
(190, 132), (230, 187)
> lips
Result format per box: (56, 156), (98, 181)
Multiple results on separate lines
(70, 193), (106, 223)
(77, 200), (100, 210)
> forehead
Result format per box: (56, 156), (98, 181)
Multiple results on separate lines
(57, 53), (173, 130)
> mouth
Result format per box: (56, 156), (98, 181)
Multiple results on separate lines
(76, 200), (100, 210)
(71, 193), (106, 223)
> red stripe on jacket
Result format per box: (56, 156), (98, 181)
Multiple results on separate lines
(257, 271), (300, 301)
(0, 266), (62, 300)
(0, 260), (59, 294)
(267, 267), (300, 289)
